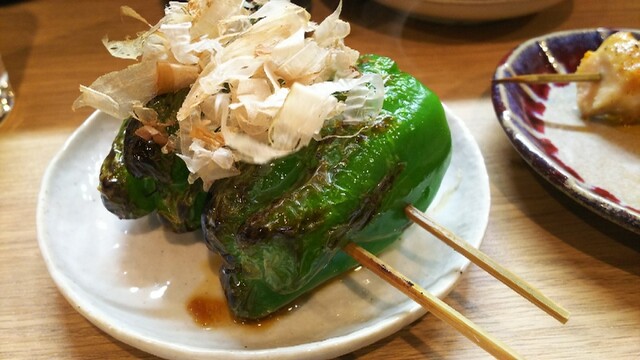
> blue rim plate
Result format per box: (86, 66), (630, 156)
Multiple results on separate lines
(492, 28), (640, 234)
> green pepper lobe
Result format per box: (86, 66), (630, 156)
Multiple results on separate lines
(98, 89), (208, 233)
(202, 54), (452, 319)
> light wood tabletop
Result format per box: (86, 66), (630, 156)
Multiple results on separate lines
(1, 0), (638, 359)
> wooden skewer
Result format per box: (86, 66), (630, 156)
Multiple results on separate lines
(343, 204), (570, 357)
(343, 242), (524, 360)
(493, 72), (601, 84)
(405, 204), (570, 324)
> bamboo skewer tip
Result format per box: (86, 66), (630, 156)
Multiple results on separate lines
(404, 204), (570, 324)
(341, 203), (571, 359)
(343, 242), (524, 360)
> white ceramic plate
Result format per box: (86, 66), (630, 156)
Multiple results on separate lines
(37, 107), (490, 360)
(492, 28), (640, 234)
(372, 0), (565, 23)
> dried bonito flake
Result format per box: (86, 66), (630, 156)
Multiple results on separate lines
(74, 0), (385, 189)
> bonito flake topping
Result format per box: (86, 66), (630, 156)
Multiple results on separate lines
(73, 0), (385, 189)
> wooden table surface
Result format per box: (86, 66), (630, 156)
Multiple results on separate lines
(1, 0), (638, 359)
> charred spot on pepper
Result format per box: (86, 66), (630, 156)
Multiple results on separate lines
(352, 163), (404, 231)
(124, 119), (173, 182)
(98, 120), (158, 219)
(157, 185), (207, 232)
(202, 226), (233, 262)
(325, 163), (404, 250)
(325, 224), (350, 249)
(371, 115), (394, 133)
(236, 210), (323, 246)
(219, 267), (242, 309)
(237, 225), (270, 245)
(99, 193), (140, 219)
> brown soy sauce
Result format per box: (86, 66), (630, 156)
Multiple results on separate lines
(186, 295), (231, 328)
(185, 257), (304, 330)
(186, 293), (304, 330)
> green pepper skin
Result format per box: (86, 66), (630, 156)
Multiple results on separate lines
(98, 89), (208, 232)
(99, 118), (158, 219)
(202, 54), (453, 319)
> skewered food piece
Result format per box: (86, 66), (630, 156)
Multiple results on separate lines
(203, 54), (451, 319)
(97, 54), (451, 319)
(495, 31), (640, 124)
(80, 0), (451, 320)
(575, 31), (640, 124)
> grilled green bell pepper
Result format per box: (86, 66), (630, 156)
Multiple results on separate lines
(98, 89), (208, 232)
(202, 54), (452, 319)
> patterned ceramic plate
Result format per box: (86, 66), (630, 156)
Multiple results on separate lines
(492, 28), (640, 234)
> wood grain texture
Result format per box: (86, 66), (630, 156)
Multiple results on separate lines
(0, 0), (638, 359)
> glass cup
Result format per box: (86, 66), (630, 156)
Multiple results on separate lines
(0, 54), (15, 124)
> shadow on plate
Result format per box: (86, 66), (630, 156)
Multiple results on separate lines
(536, 171), (640, 251)
(515, 164), (640, 262)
